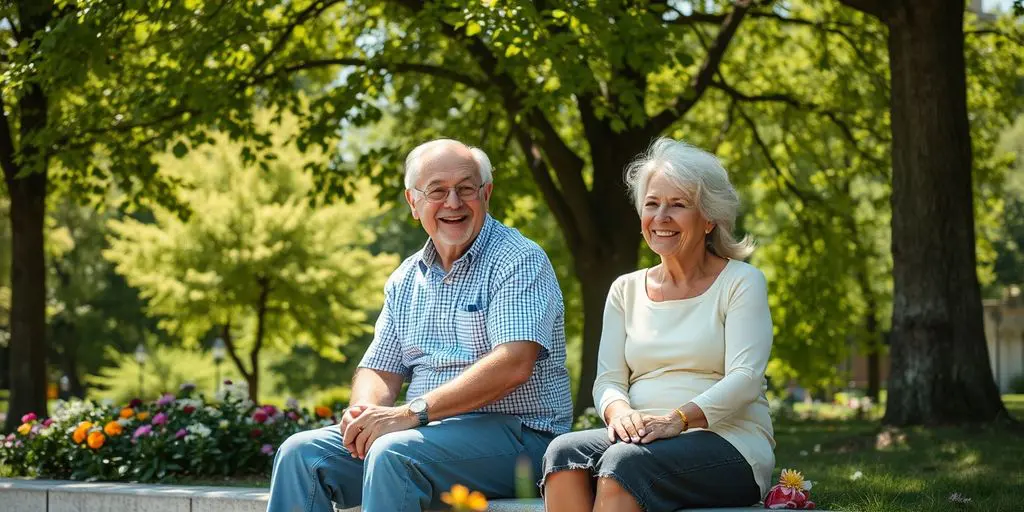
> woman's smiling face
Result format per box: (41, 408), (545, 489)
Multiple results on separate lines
(640, 170), (713, 257)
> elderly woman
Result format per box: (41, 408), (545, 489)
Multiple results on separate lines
(541, 138), (774, 512)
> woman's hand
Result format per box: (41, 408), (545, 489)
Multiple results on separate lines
(605, 403), (646, 443)
(639, 413), (684, 444)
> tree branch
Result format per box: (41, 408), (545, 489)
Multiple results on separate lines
(512, 126), (582, 250)
(837, 0), (888, 21)
(647, 0), (752, 135)
(966, 29), (1024, 48)
(221, 319), (252, 380)
(711, 79), (889, 169)
(735, 104), (813, 207)
(249, 58), (487, 89)
(245, 0), (346, 83)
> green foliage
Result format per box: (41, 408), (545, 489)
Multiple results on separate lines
(84, 345), (244, 404)
(103, 118), (398, 400)
(1009, 374), (1024, 394)
(0, 383), (342, 483)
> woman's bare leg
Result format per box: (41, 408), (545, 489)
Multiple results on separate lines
(543, 470), (594, 512)
(593, 476), (642, 512)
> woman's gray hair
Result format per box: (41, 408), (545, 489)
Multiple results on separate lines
(624, 137), (754, 260)
(403, 139), (493, 189)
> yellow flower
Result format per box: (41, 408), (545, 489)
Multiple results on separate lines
(136, 411), (150, 422)
(314, 405), (332, 419)
(779, 469), (809, 491)
(119, 408), (134, 419)
(17, 423), (32, 436)
(87, 431), (106, 450)
(441, 484), (488, 512)
(103, 421), (123, 437)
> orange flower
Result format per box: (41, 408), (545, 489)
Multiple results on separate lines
(103, 421), (123, 437)
(314, 405), (332, 419)
(136, 411), (150, 422)
(17, 423), (32, 436)
(72, 422), (92, 444)
(441, 484), (488, 512)
(87, 431), (105, 450)
(119, 408), (134, 419)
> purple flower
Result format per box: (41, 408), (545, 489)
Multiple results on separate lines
(152, 413), (169, 425)
(157, 393), (176, 407)
(261, 444), (275, 455)
(21, 412), (37, 423)
(175, 428), (188, 440)
(287, 411), (300, 421)
(132, 425), (153, 440)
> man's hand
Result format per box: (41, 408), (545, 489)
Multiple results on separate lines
(342, 405), (419, 459)
(339, 404), (367, 436)
(639, 413), (684, 444)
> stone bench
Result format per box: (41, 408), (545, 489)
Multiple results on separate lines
(0, 478), (776, 511)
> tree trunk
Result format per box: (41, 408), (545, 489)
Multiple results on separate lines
(4, 168), (47, 431)
(882, 0), (1006, 424)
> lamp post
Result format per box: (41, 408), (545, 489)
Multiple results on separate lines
(212, 338), (226, 393)
(134, 344), (147, 398)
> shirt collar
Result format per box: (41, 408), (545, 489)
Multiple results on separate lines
(418, 214), (495, 274)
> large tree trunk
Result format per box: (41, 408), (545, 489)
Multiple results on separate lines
(882, 0), (1006, 425)
(4, 168), (47, 431)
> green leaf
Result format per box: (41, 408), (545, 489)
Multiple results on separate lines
(466, 22), (482, 37)
(172, 141), (189, 158)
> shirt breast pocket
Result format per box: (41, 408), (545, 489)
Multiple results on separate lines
(454, 308), (490, 357)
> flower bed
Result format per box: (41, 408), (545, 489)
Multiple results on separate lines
(1, 381), (339, 483)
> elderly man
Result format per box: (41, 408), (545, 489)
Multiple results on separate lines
(266, 139), (573, 512)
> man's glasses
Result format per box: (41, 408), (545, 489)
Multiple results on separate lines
(413, 184), (484, 203)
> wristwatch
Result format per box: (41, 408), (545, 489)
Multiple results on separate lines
(408, 397), (429, 426)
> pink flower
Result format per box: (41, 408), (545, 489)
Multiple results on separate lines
(249, 428), (263, 439)
(287, 411), (300, 421)
(252, 410), (269, 424)
(182, 405), (196, 414)
(129, 398), (143, 408)
(261, 443), (275, 455)
(132, 425), (153, 440)
(21, 412), (37, 423)
(175, 428), (188, 440)
(224, 380), (233, 385)
(42, 418), (54, 427)
(157, 393), (176, 407)
(262, 405), (278, 416)
(765, 470), (815, 509)
(152, 413), (169, 425)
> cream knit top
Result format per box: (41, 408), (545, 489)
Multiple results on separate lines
(593, 260), (776, 497)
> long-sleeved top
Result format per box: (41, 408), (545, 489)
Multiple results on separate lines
(593, 259), (776, 497)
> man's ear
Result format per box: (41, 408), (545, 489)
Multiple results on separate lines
(482, 182), (494, 202)
(404, 189), (420, 219)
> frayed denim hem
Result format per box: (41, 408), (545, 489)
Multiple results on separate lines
(596, 470), (651, 511)
(537, 460), (596, 497)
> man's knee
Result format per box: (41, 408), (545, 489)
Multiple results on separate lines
(365, 429), (421, 467)
(276, 427), (340, 466)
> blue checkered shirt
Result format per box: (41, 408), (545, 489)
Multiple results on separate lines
(358, 215), (573, 434)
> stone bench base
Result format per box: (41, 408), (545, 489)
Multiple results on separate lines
(1, 478), (779, 511)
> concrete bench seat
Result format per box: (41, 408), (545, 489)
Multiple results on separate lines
(1, 478), (778, 511)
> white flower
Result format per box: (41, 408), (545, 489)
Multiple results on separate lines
(286, 398), (300, 410)
(99, 398), (115, 407)
(204, 406), (222, 418)
(52, 399), (94, 423)
(177, 398), (204, 410)
(219, 420), (230, 429)
(117, 418), (133, 427)
(851, 470), (863, 481)
(799, 450), (808, 456)
(948, 493), (972, 504)
(185, 422), (212, 441)
(813, 444), (821, 453)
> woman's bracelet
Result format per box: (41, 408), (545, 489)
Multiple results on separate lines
(675, 408), (689, 434)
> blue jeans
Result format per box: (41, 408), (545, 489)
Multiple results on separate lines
(266, 413), (554, 512)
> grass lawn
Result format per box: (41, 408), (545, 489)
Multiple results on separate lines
(772, 395), (1024, 511)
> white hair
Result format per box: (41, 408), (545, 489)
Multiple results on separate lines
(403, 139), (493, 189)
(624, 137), (754, 260)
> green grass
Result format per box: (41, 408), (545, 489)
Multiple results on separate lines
(772, 395), (1024, 511)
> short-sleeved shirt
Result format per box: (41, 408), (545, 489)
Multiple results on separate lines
(358, 215), (573, 434)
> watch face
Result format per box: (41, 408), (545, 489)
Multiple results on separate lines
(409, 399), (426, 413)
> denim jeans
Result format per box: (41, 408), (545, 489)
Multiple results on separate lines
(266, 413), (553, 512)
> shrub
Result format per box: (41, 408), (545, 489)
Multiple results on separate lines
(0, 381), (344, 483)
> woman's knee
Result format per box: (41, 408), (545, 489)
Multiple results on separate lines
(543, 431), (601, 469)
(595, 441), (647, 472)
